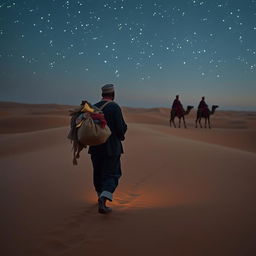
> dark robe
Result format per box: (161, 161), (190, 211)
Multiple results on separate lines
(197, 100), (209, 116)
(171, 99), (184, 116)
(198, 100), (208, 110)
(172, 99), (183, 109)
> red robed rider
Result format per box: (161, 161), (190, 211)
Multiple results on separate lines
(171, 95), (184, 116)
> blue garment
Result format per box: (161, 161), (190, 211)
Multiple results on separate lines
(91, 155), (121, 200)
(88, 100), (127, 201)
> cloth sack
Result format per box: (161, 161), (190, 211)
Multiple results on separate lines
(77, 102), (111, 146)
(68, 100), (112, 165)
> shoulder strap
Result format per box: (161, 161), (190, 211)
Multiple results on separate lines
(99, 100), (112, 111)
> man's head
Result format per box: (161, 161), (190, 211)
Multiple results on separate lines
(202, 96), (205, 100)
(102, 84), (115, 100)
(176, 95), (179, 99)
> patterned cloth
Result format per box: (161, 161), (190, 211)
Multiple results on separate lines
(91, 113), (107, 128)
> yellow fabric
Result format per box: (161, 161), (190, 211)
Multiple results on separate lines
(81, 103), (94, 113)
(76, 119), (84, 128)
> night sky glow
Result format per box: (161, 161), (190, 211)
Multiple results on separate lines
(0, 0), (256, 109)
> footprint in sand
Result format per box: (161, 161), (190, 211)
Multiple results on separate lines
(42, 204), (100, 254)
(42, 189), (142, 254)
(129, 193), (140, 197)
(115, 192), (141, 206)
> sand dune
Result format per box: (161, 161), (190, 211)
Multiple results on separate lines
(0, 115), (69, 134)
(1, 102), (256, 256)
(0, 102), (70, 133)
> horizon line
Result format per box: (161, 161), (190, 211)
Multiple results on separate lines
(0, 100), (256, 112)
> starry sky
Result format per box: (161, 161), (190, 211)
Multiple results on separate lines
(0, 0), (256, 110)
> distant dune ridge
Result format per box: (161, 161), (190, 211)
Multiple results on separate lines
(1, 101), (256, 256)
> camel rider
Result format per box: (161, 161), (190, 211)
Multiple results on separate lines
(198, 96), (209, 114)
(172, 95), (184, 116)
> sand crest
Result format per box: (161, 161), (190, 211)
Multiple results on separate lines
(1, 102), (256, 256)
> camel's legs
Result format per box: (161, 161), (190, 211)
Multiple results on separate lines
(199, 118), (202, 128)
(171, 118), (176, 128)
(178, 118), (181, 128)
(208, 117), (211, 129)
(204, 118), (207, 128)
(182, 116), (187, 128)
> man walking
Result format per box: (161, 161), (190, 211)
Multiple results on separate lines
(88, 84), (127, 214)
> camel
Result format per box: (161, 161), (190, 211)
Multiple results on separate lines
(170, 106), (194, 128)
(195, 105), (219, 129)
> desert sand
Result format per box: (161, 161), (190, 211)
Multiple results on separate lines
(1, 101), (256, 256)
